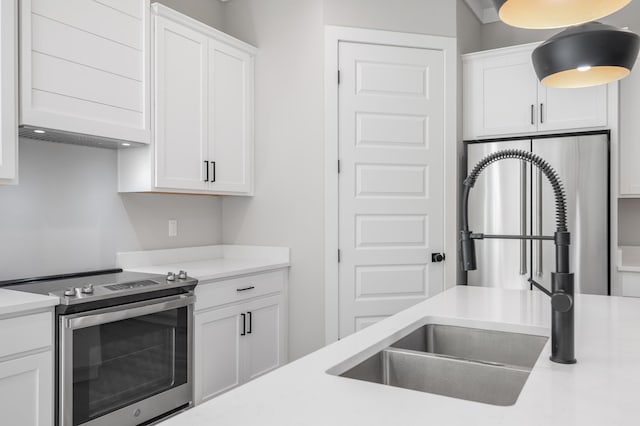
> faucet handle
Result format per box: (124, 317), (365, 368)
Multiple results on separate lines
(551, 292), (572, 313)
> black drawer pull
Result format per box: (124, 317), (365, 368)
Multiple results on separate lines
(247, 311), (252, 334)
(211, 161), (216, 183)
(204, 160), (209, 182)
(240, 313), (246, 336)
(236, 286), (255, 292)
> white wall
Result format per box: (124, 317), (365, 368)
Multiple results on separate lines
(222, 0), (457, 361)
(156, 0), (225, 30)
(0, 139), (222, 280)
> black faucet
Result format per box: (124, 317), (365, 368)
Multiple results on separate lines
(460, 149), (576, 364)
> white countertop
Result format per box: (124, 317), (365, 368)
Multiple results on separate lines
(161, 286), (640, 426)
(117, 245), (290, 281)
(0, 288), (58, 317)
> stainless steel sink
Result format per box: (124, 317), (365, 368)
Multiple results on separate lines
(336, 324), (548, 406)
(391, 324), (548, 369)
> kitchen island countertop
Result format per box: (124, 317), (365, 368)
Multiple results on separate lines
(160, 285), (640, 426)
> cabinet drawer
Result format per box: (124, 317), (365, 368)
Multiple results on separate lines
(621, 272), (640, 298)
(0, 311), (53, 358)
(195, 270), (285, 311)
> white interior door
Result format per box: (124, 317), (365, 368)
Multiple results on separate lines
(338, 41), (445, 338)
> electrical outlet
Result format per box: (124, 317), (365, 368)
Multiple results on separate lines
(168, 219), (178, 237)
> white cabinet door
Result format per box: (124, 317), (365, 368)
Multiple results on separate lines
(0, 351), (53, 426)
(208, 41), (254, 194)
(244, 295), (286, 382)
(538, 84), (608, 132)
(619, 59), (640, 196)
(194, 304), (244, 404)
(154, 15), (208, 191)
(19, 0), (150, 143)
(0, 0), (17, 183)
(469, 51), (538, 138)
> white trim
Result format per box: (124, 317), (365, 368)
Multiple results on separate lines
(323, 25), (457, 344)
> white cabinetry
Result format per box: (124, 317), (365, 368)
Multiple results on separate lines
(0, 0), (17, 184)
(463, 43), (611, 140)
(19, 0), (150, 144)
(119, 4), (255, 195)
(194, 270), (288, 404)
(0, 310), (53, 426)
(619, 59), (640, 196)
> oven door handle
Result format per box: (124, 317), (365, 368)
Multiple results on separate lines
(64, 294), (196, 330)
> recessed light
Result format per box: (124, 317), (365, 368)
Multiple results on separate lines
(121, 143), (131, 147)
(33, 129), (46, 134)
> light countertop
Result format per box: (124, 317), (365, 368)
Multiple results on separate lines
(117, 245), (290, 281)
(161, 286), (640, 426)
(0, 288), (58, 317)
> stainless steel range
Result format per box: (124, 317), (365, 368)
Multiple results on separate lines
(3, 269), (197, 426)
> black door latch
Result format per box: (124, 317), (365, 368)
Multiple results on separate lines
(431, 253), (445, 263)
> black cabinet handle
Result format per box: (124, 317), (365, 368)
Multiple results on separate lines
(204, 161), (209, 182)
(211, 161), (216, 182)
(240, 313), (246, 336)
(236, 286), (255, 292)
(247, 311), (252, 334)
(540, 103), (544, 124)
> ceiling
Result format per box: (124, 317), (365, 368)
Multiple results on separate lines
(464, 0), (500, 24)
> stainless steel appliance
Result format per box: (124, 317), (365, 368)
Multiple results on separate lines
(463, 131), (609, 295)
(2, 269), (197, 426)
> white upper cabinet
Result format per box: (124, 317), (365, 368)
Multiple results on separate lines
(0, 0), (17, 184)
(119, 4), (255, 196)
(19, 0), (151, 144)
(619, 58), (640, 196)
(154, 15), (209, 190)
(463, 43), (611, 140)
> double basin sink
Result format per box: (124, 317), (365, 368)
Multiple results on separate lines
(332, 324), (548, 406)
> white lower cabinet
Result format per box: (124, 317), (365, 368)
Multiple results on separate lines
(0, 351), (53, 426)
(0, 310), (53, 426)
(620, 272), (640, 298)
(194, 270), (288, 404)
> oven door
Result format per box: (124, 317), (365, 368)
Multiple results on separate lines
(59, 294), (194, 426)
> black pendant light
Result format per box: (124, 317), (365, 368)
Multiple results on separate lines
(492, 0), (632, 29)
(532, 22), (640, 88)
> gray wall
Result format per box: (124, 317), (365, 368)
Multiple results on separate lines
(222, 0), (458, 361)
(156, 0), (225, 30)
(0, 139), (222, 280)
(324, 0), (456, 36)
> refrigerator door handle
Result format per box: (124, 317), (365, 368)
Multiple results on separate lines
(536, 168), (543, 277)
(520, 160), (527, 276)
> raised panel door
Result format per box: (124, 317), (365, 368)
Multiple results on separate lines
(244, 295), (285, 382)
(538, 83), (608, 132)
(0, 0), (17, 183)
(620, 59), (640, 195)
(0, 351), (53, 426)
(154, 16), (208, 190)
(194, 304), (244, 404)
(208, 40), (253, 194)
(474, 52), (538, 137)
(338, 41), (445, 338)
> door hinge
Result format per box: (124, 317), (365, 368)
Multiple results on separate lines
(338, 70), (341, 85)
(337, 159), (341, 174)
(338, 249), (341, 263)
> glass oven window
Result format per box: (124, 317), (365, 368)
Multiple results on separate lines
(71, 306), (188, 424)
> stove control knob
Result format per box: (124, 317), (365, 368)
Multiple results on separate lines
(81, 284), (94, 294)
(167, 272), (176, 281)
(178, 270), (188, 280)
(64, 287), (76, 297)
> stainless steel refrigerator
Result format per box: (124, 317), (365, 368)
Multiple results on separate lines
(464, 132), (609, 295)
